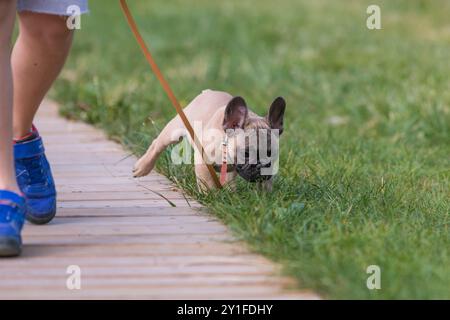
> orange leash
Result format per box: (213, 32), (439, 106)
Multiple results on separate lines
(119, 0), (222, 189)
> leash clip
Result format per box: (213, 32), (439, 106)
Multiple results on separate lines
(221, 135), (228, 146)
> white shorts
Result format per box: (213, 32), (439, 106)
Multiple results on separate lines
(17, 0), (89, 16)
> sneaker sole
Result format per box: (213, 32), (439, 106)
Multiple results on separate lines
(0, 237), (21, 257)
(26, 210), (56, 225)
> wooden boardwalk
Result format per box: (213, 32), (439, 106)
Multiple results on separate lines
(0, 100), (318, 299)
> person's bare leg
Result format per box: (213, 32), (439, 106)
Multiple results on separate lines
(0, 0), (19, 193)
(12, 11), (73, 138)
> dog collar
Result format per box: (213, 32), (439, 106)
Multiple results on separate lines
(219, 135), (228, 186)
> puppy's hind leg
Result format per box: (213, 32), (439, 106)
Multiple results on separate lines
(133, 117), (185, 177)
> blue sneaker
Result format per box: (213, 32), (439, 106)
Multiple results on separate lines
(0, 190), (26, 257)
(15, 134), (57, 225)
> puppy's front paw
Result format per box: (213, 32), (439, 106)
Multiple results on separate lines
(258, 179), (273, 192)
(133, 156), (153, 177)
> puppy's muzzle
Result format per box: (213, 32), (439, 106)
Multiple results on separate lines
(236, 162), (272, 182)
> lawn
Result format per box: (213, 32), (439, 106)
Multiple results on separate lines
(52, 0), (450, 299)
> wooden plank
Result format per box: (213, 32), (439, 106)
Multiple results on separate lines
(53, 207), (204, 217)
(23, 222), (228, 236)
(22, 233), (235, 245)
(0, 287), (316, 300)
(51, 164), (134, 174)
(0, 275), (292, 288)
(54, 177), (168, 185)
(57, 191), (190, 201)
(2, 255), (275, 269)
(57, 200), (201, 208)
(17, 243), (251, 257)
(57, 184), (177, 193)
(0, 266), (277, 278)
(49, 216), (219, 225)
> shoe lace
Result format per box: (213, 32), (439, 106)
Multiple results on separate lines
(18, 156), (46, 185)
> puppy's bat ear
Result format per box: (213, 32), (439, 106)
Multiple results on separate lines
(267, 97), (286, 135)
(223, 96), (248, 130)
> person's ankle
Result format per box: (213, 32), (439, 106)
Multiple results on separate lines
(13, 124), (37, 142)
(14, 132), (38, 144)
(13, 126), (38, 144)
(0, 183), (21, 195)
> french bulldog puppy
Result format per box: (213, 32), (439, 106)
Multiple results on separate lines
(133, 89), (286, 191)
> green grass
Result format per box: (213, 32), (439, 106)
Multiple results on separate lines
(52, 0), (450, 299)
